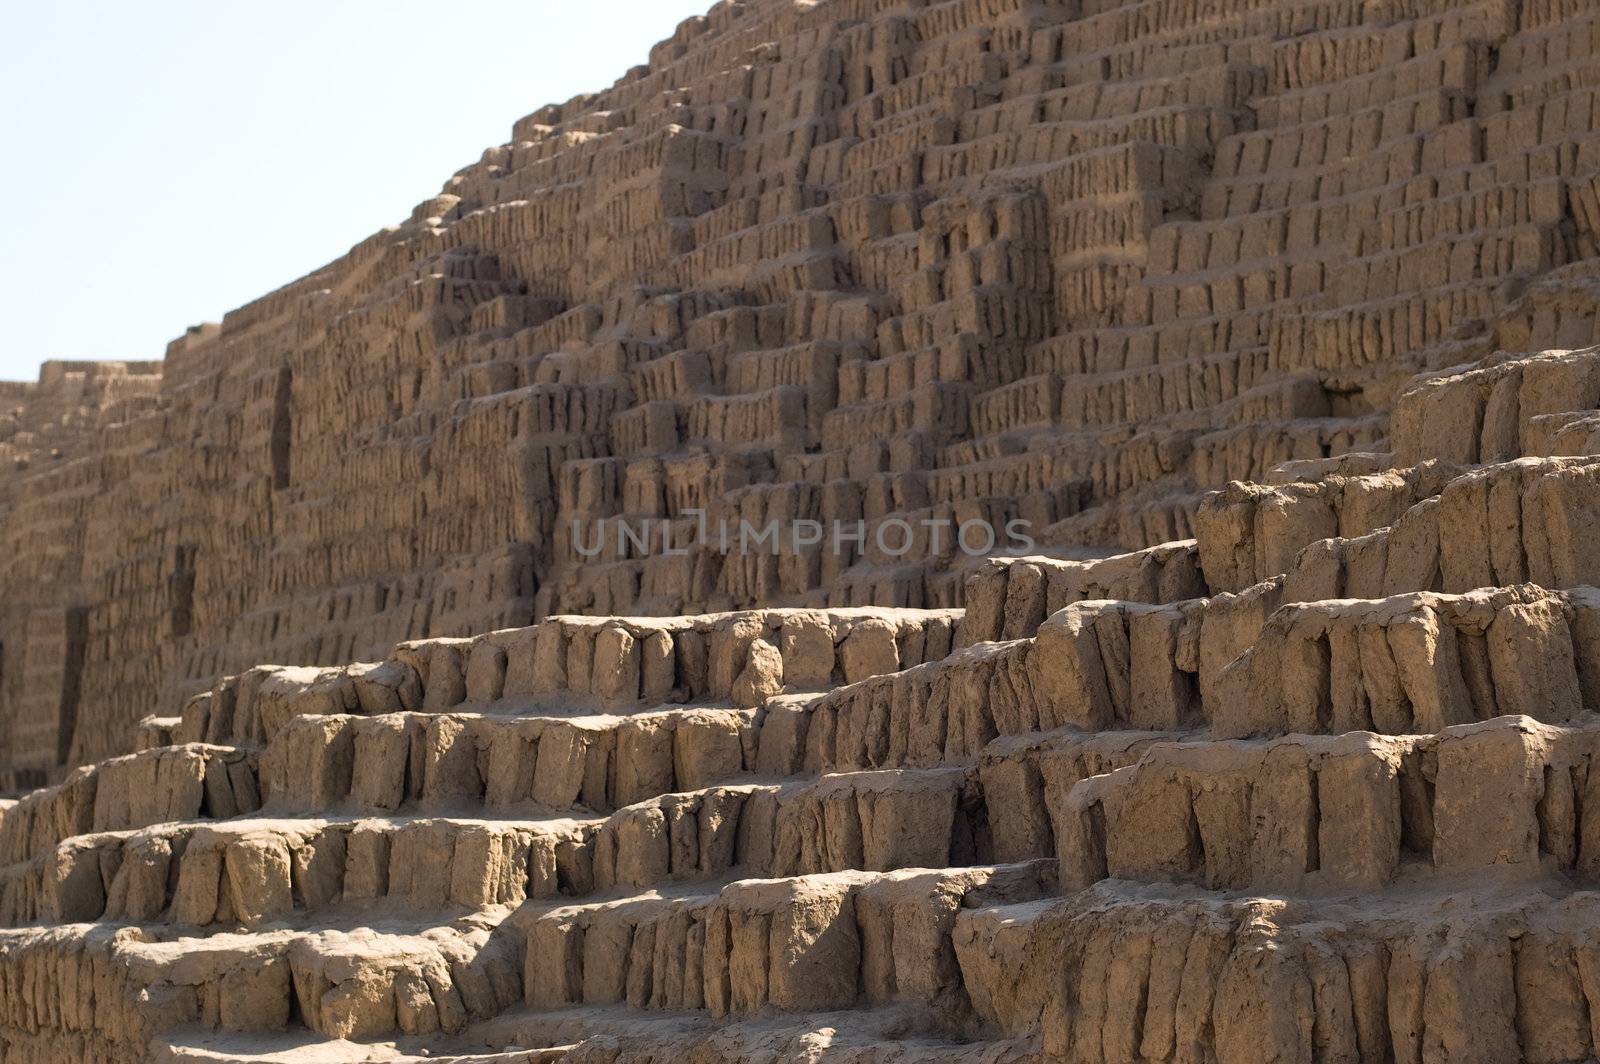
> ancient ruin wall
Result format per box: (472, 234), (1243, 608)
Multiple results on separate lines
(4, 0), (1600, 1060)
(12, 0), (1590, 782)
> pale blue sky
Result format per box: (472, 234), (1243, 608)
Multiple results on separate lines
(0, 0), (712, 381)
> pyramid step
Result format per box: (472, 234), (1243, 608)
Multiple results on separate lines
(1216, 584), (1600, 738)
(0, 910), (524, 1048)
(955, 874), (1600, 1064)
(4, 812), (591, 929)
(1058, 715), (1600, 894)
(0, 744), (260, 870)
(1193, 448), (1600, 598)
(790, 626), (1205, 775)
(956, 539), (1206, 645)
(290, 923), (523, 1042)
(6, 734), (1103, 931)
(515, 864), (1053, 1021)
(580, 724), (1190, 892)
(1045, 582), (1600, 741)
(1391, 345), (1600, 468)
(1278, 454), (1600, 605)
(178, 609), (961, 749)
(1194, 463), (1451, 596)
(260, 705), (754, 817)
(791, 578), (1600, 776)
(589, 764), (986, 891)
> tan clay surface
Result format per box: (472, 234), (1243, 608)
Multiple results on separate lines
(4, 0), (1600, 1059)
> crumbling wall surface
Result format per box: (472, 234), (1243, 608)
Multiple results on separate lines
(5, 0), (1600, 1059)
(5, 0), (1597, 776)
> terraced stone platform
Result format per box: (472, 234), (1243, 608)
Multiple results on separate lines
(8, 0), (1600, 1059)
